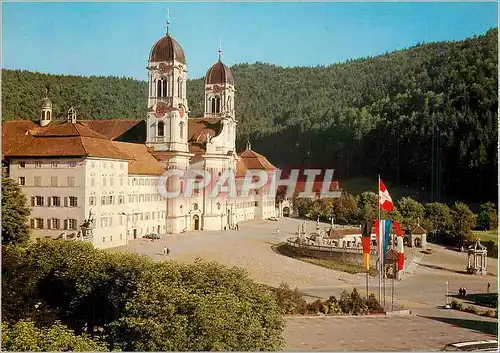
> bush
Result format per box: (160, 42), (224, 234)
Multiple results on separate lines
(273, 283), (308, 315)
(464, 305), (478, 314)
(1, 320), (107, 352)
(338, 288), (369, 315)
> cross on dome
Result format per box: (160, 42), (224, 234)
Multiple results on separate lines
(166, 9), (170, 34)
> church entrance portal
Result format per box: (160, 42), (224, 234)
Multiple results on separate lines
(193, 215), (200, 231)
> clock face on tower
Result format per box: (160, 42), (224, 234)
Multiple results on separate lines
(155, 102), (169, 118)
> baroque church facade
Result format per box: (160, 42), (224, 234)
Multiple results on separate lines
(2, 22), (277, 248)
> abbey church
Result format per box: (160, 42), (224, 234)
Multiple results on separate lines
(2, 21), (277, 248)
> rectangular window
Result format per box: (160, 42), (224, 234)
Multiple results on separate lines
(103, 162), (107, 168)
(35, 196), (44, 206)
(52, 218), (60, 229)
(68, 161), (77, 168)
(255, 202), (258, 207)
(152, 212), (155, 220)
(101, 196), (106, 205)
(108, 196), (113, 205)
(108, 216), (113, 226)
(35, 161), (42, 168)
(91, 178), (96, 187)
(52, 196), (61, 207)
(69, 197), (78, 207)
(34, 176), (42, 186)
(119, 216), (124, 225)
(18, 177), (26, 186)
(35, 218), (44, 229)
(140, 213), (143, 221)
(110, 178), (114, 186)
(68, 219), (77, 230)
(100, 217), (107, 228)
(118, 195), (124, 204)
(103, 237), (106, 243)
(110, 235), (113, 242)
(103, 178), (107, 187)
(110, 162), (114, 169)
(19, 161), (26, 168)
(120, 178), (124, 186)
(89, 196), (95, 206)
(51, 161), (58, 168)
(67, 177), (75, 187)
(91, 161), (96, 168)
(128, 195), (132, 203)
(120, 163), (124, 170)
(51, 176), (58, 187)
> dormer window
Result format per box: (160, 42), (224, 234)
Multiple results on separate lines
(178, 78), (183, 99)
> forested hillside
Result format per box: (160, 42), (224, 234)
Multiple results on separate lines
(2, 28), (497, 203)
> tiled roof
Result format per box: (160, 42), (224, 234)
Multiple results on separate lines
(235, 158), (248, 178)
(188, 118), (223, 143)
(112, 142), (166, 176)
(2, 120), (130, 160)
(149, 34), (186, 64)
(411, 225), (427, 235)
(238, 148), (276, 170)
(81, 119), (142, 140)
(205, 61), (234, 85)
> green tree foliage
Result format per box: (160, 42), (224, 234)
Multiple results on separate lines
(397, 197), (425, 231)
(423, 202), (453, 233)
(357, 191), (378, 223)
(332, 192), (359, 225)
(2, 240), (285, 351)
(451, 202), (477, 244)
(476, 202), (498, 230)
(1, 320), (107, 352)
(2, 29), (497, 203)
(1, 176), (31, 245)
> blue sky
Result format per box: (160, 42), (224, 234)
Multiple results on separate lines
(2, 2), (498, 80)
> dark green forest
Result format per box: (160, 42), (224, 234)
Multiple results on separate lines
(2, 28), (497, 203)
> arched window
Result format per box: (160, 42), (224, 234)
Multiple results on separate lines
(211, 97), (216, 114)
(217, 202), (221, 210)
(227, 97), (232, 111)
(177, 78), (183, 99)
(47, 111), (51, 120)
(179, 122), (184, 139)
(157, 121), (165, 137)
(215, 97), (221, 113)
(157, 80), (162, 98)
(162, 80), (168, 98)
(41, 111), (46, 120)
(193, 203), (198, 211)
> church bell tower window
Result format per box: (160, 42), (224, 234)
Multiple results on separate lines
(157, 121), (165, 136)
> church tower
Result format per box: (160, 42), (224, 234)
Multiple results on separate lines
(40, 89), (52, 127)
(204, 46), (236, 154)
(146, 15), (189, 153)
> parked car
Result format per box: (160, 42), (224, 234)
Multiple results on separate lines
(268, 217), (278, 221)
(144, 233), (161, 240)
(442, 340), (498, 351)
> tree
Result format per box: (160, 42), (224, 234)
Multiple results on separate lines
(1, 320), (107, 352)
(477, 202), (498, 230)
(423, 202), (453, 234)
(357, 191), (377, 224)
(397, 197), (425, 232)
(332, 192), (359, 225)
(451, 202), (476, 246)
(2, 241), (285, 351)
(1, 176), (31, 245)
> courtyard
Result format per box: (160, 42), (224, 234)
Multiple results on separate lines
(112, 217), (498, 350)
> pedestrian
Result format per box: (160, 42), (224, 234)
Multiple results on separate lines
(166, 247), (170, 256)
(163, 246), (167, 255)
(459, 288), (463, 297)
(463, 287), (467, 297)
(276, 228), (280, 235)
(224, 226), (226, 231)
(236, 223), (239, 231)
(487, 282), (491, 293)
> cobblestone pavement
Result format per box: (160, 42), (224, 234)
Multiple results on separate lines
(284, 314), (497, 351)
(111, 218), (499, 351)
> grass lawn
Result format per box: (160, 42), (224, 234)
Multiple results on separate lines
(340, 177), (430, 203)
(472, 230), (498, 245)
(273, 243), (378, 277)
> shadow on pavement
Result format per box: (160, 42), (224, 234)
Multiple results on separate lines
(419, 315), (498, 336)
(416, 262), (468, 275)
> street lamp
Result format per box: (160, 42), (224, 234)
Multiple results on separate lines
(445, 281), (451, 309)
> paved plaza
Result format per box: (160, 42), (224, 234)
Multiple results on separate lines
(112, 217), (498, 351)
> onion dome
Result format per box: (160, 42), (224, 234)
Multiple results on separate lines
(205, 60), (234, 85)
(149, 34), (186, 64)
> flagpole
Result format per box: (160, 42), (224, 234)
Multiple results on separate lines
(378, 175), (382, 305)
(392, 229), (395, 311)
